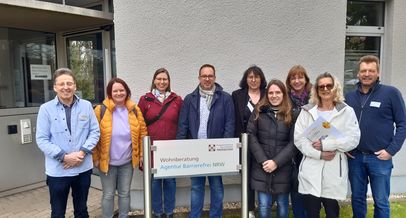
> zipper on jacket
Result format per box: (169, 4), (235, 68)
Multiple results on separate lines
(358, 83), (376, 124)
(339, 154), (342, 177)
(300, 156), (306, 171)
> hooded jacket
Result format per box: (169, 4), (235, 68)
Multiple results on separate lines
(93, 98), (148, 174)
(294, 102), (360, 200)
(247, 106), (296, 194)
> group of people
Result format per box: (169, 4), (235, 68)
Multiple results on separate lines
(36, 55), (406, 218)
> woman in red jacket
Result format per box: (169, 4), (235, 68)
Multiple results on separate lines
(138, 68), (183, 218)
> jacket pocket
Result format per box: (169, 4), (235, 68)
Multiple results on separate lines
(77, 115), (90, 129)
(50, 119), (65, 134)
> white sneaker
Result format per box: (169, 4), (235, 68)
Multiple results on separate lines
(249, 211), (255, 218)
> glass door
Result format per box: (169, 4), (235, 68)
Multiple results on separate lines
(66, 32), (105, 103)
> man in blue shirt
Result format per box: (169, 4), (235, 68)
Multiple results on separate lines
(177, 64), (235, 218)
(346, 55), (406, 218)
(36, 68), (100, 218)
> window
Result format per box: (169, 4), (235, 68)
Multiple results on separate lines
(0, 27), (56, 108)
(344, 1), (385, 93)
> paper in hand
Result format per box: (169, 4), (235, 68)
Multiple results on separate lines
(302, 116), (343, 142)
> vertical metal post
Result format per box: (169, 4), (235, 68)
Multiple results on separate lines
(143, 136), (152, 218)
(241, 133), (248, 218)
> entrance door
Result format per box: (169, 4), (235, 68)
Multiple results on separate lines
(66, 32), (105, 103)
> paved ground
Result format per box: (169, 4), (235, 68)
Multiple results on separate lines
(2, 185), (404, 217)
(0, 186), (102, 218)
(0, 186), (238, 218)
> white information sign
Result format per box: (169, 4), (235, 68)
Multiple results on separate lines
(30, 64), (52, 80)
(153, 138), (240, 178)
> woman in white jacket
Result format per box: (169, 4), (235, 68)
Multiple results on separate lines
(294, 72), (360, 218)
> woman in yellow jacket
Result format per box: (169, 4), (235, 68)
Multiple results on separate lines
(93, 78), (147, 218)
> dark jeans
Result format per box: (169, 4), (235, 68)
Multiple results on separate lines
(247, 150), (256, 211)
(189, 176), (223, 218)
(46, 169), (92, 218)
(291, 191), (307, 218)
(302, 194), (339, 218)
(152, 177), (176, 216)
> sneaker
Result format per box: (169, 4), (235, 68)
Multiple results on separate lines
(249, 211), (255, 218)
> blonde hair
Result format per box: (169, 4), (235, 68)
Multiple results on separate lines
(309, 72), (344, 106)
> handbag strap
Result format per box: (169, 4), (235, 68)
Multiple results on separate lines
(145, 97), (175, 126)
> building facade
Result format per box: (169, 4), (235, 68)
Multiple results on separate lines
(0, 0), (405, 210)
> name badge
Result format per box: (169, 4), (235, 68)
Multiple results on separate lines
(79, 115), (89, 121)
(370, 101), (381, 108)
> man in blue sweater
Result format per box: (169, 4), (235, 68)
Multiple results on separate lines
(346, 55), (406, 218)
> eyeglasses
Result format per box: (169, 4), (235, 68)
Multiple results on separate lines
(199, 75), (215, 80)
(55, 82), (75, 87)
(317, 84), (334, 91)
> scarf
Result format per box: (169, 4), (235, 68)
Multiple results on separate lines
(290, 89), (309, 108)
(199, 85), (215, 109)
(152, 89), (170, 103)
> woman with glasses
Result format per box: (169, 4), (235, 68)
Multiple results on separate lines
(247, 79), (297, 218)
(93, 78), (148, 218)
(232, 65), (267, 218)
(138, 68), (183, 218)
(285, 65), (312, 218)
(294, 72), (360, 218)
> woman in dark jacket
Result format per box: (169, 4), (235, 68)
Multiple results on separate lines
(138, 68), (183, 218)
(285, 65), (312, 218)
(247, 79), (297, 218)
(232, 65), (266, 217)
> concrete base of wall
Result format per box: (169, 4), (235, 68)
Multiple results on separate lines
(126, 175), (406, 210)
(0, 181), (45, 198)
(130, 183), (242, 210)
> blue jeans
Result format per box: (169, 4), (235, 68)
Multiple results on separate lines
(291, 191), (307, 218)
(100, 162), (133, 218)
(189, 176), (223, 218)
(152, 177), (176, 215)
(46, 169), (92, 218)
(258, 192), (289, 218)
(348, 151), (393, 218)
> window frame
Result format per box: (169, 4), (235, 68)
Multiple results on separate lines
(344, 0), (386, 93)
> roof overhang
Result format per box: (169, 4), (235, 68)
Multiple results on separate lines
(0, 0), (113, 33)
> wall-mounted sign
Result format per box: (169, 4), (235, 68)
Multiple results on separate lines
(30, 64), (51, 80)
(153, 138), (240, 178)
